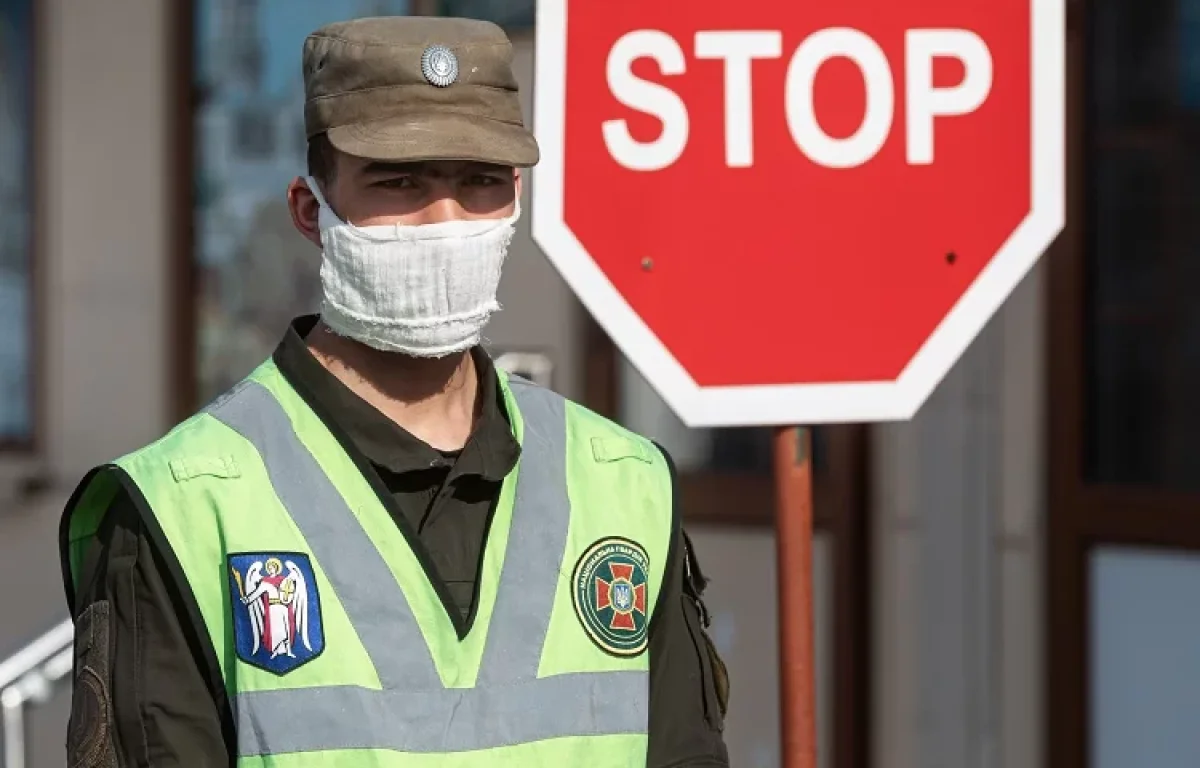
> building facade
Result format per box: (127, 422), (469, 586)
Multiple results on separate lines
(0, 1), (1193, 767)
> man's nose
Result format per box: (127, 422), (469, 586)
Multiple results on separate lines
(418, 192), (468, 225)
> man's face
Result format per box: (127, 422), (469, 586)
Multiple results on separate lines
(288, 150), (520, 247)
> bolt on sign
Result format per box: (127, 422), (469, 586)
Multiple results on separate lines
(532, 0), (1065, 427)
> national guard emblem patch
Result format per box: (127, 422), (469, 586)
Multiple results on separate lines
(228, 552), (324, 675)
(572, 537), (651, 657)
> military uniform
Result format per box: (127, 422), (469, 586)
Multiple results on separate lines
(61, 17), (729, 768)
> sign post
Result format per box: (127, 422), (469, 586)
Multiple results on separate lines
(533, 0), (1065, 762)
(774, 426), (816, 768)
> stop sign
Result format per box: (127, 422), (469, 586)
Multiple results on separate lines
(531, 0), (1064, 426)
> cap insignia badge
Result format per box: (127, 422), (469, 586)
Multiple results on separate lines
(421, 45), (458, 88)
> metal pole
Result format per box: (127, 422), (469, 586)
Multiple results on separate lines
(774, 426), (817, 768)
(2, 689), (26, 768)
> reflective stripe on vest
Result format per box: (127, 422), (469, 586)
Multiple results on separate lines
(205, 377), (649, 757)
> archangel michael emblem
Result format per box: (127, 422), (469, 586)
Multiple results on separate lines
(228, 552), (325, 674)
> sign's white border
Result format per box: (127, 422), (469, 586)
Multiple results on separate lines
(531, 1), (1065, 427)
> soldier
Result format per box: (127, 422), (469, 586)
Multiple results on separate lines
(61, 16), (729, 767)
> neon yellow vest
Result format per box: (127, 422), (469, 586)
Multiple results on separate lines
(61, 359), (676, 767)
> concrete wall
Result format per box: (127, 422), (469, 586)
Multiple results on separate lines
(41, 0), (173, 481)
(871, 262), (1046, 768)
(0, 0), (172, 765)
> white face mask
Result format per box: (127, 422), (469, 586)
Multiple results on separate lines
(304, 176), (518, 358)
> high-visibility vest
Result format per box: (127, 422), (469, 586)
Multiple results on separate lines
(61, 358), (675, 766)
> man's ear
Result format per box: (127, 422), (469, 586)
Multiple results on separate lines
(514, 168), (523, 200)
(287, 177), (323, 249)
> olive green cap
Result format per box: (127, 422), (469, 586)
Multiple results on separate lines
(302, 16), (539, 167)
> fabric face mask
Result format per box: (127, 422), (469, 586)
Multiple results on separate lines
(305, 176), (519, 357)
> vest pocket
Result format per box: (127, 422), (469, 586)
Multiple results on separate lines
(68, 601), (120, 768)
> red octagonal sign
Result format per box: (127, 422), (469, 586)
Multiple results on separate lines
(532, 0), (1064, 427)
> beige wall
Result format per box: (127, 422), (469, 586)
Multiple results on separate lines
(0, 1), (172, 765)
(0, 0), (172, 634)
(871, 262), (1046, 768)
(41, 0), (172, 481)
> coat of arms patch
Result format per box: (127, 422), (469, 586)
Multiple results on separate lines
(228, 552), (325, 674)
(571, 537), (651, 657)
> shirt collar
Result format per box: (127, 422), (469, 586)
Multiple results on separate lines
(272, 315), (520, 482)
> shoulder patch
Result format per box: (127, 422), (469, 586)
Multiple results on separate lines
(228, 552), (325, 674)
(571, 537), (651, 657)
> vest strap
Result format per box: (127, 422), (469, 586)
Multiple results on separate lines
(475, 376), (570, 685)
(206, 377), (649, 757)
(236, 670), (648, 755)
(208, 382), (443, 691)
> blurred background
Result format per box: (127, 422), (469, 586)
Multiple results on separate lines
(0, 0), (1195, 767)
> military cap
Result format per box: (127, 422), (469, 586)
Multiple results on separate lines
(302, 16), (539, 167)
